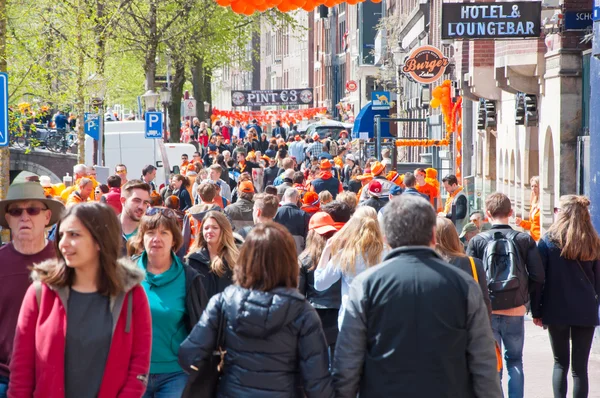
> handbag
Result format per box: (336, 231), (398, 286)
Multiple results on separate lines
(181, 306), (227, 398)
(469, 256), (503, 372)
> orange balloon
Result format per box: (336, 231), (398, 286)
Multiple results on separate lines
(230, 0), (246, 13)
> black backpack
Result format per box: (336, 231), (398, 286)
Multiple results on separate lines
(481, 230), (528, 310)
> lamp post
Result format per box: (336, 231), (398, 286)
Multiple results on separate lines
(159, 86), (171, 142)
(87, 73), (107, 166)
(141, 90), (160, 112)
(203, 101), (210, 123)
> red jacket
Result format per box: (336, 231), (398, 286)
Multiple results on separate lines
(103, 187), (122, 214)
(9, 258), (152, 398)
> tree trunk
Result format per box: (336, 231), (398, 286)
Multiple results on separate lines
(191, 57), (203, 120)
(0, 0), (9, 201)
(168, 57), (185, 143)
(204, 66), (212, 119)
(144, 0), (158, 93)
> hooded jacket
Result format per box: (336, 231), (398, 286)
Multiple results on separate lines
(224, 198), (254, 231)
(178, 285), (334, 398)
(9, 258), (152, 398)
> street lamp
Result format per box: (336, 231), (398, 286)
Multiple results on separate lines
(160, 86), (171, 142)
(86, 73), (107, 166)
(141, 90), (159, 112)
(203, 101), (210, 123)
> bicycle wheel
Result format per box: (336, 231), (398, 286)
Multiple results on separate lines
(46, 134), (61, 152)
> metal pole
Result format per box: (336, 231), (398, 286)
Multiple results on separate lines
(162, 102), (168, 142)
(97, 100), (104, 166)
(375, 114), (381, 161)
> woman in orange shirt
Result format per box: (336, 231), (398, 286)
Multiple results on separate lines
(516, 176), (541, 241)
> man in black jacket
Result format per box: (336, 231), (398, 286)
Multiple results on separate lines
(273, 187), (310, 254)
(333, 195), (501, 398)
(262, 157), (281, 191)
(466, 192), (544, 398)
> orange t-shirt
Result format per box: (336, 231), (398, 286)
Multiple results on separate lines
(416, 183), (438, 207)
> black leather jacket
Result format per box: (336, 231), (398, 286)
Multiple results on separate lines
(179, 285), (334, 398)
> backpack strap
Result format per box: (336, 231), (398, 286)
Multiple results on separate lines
(468, 257), (479, 283)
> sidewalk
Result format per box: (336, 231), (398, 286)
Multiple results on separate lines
(501, 317), (600, 397)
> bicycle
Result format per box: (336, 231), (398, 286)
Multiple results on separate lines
(47, 129), (78, 153)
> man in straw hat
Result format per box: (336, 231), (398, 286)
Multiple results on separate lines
(0, 181), (64, 395)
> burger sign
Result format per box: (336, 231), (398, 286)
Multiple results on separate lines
(402, 45), (450, 84)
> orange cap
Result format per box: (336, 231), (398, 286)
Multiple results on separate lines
(309, 212), (337, 235)
(371, 161), (385, 176)
(239, 181), (255, 193)
(303, 191), (320, 206)
(320, 159), (333, 170)
(356, 168), (373, 181)
(261, 155), (271, 162)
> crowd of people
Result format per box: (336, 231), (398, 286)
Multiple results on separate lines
(0, 124), (598, 398)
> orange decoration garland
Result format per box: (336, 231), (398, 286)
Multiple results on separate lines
(210, 107), (328, 126)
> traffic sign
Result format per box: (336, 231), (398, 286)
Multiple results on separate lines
(183, 99), (196, 117)
(145, 112), (163, 139)
(84, 113), (100, 140)
(346, 80), (358, 92)
(0, 73), (8, 147)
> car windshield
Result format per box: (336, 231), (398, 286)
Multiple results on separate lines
(306, 125), (346, 140)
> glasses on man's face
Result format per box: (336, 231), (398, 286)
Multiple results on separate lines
(146, 207), (177, 218)
(116, 170), (126, 174)
(7, 207), (48, 217)
(193, 154), (200, 158)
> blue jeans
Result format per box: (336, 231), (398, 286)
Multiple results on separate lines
(491, 315), (524, 398)
(142, 371), (188, 398)
(0, 381), (7, 398)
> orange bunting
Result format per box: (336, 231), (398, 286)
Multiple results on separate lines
(210, 107), (328, 126)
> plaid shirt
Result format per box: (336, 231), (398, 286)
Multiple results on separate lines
(308, 141), (324, 157)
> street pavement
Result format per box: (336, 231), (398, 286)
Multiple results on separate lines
(501, 316), (600, 397)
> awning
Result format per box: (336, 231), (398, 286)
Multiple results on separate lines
(352, 101), (391, 139)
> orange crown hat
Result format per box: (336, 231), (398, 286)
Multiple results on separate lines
(320, 159), (334, 170)
(386, 171), (403, 186)
(239, 181), (255, 193)
(303, 191), (320, 207)
(371, 161), (385, 176)
(425, 168), (438, 179)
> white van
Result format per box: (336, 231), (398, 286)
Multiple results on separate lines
(85, 121), (197, 186)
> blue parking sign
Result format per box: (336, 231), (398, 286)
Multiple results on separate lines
(0, 73), (8, 147)
(145, 112), (163, 139)
(84, 113), (100, 140)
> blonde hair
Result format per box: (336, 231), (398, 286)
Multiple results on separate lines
(547, 195), (600, 261)
(435, 217), (465, 261)
(318, 190), (333, 205)
(330, 206), (384, 275)
(530, 176), (539, 206)
(187, 211), (240, 276)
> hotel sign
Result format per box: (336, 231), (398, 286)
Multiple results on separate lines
(441, 2), (542, 39)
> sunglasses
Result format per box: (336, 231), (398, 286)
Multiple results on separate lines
(145, 207), (178, 218)
(7, 207), (49, 217)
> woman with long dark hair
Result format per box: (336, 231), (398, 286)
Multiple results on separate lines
(171, 174), (192, 212)
(10, 203), (152, 398)
(299, 212), (340, 362)
(435, 216), (491, 315)
(179, 222), (334, 397)
(534, 195), (600, 398)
